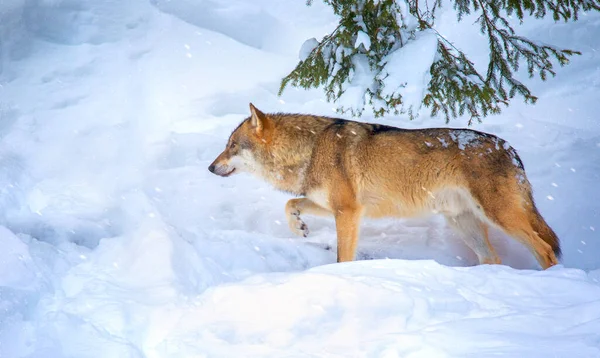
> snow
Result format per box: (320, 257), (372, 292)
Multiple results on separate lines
(355, 30), (371, 51)
(379, 29), (439, 112)
(0, 0), (599, 357)
(299, 37), (319, 61)
(437, 136), (449, 148)
(395, 0), (419, 33)
(337, 54), (376, 112)
(152, 261), (600, 357)
(449, 130), (482, 150)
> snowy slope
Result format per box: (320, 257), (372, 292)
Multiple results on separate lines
(0, 0), (599, 357)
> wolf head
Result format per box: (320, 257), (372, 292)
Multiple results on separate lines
(208, 103), (272, 177)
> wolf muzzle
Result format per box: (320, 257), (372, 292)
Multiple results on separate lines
(208, 162), (235, 177)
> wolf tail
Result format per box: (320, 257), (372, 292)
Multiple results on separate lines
(516, 158), (562, 260)
(528, 204), (562, 259)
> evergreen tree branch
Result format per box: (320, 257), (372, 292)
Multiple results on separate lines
(473, 0), (580, 104)
(279, 0), (597, 124)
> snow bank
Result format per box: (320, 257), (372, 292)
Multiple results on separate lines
(0, 0), (599, 356)
(129, 261), (600, 357)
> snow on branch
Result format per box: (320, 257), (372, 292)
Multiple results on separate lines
(280, 0), (597, 123)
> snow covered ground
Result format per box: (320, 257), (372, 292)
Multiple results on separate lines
(0, 0), (599, 356)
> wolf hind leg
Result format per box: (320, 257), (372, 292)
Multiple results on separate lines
(445, 212), (501, 265)
(285, 198), (331, 237)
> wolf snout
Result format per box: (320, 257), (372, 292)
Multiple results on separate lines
(208, 162), (235, 177)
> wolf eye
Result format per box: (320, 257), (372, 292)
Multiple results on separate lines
(230, 142), (237, 149)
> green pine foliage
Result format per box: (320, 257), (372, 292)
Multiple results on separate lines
(279, 0), (599, 123)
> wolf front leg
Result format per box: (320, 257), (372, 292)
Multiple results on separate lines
(285, 198), (331, 237)
(334, 206), (362, 262)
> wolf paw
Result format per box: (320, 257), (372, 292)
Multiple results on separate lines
(287, 210), (309, 237)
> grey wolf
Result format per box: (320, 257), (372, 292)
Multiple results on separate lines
(208, 103), (561, 269)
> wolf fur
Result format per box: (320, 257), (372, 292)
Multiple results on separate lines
(208, 103), (561, 269)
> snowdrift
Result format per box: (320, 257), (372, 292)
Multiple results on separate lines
(0, 0), (599, 356)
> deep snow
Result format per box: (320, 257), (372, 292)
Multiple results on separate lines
(0, 0), (599, 357)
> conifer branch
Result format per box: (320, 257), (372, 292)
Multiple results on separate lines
(280, 0), (597, 123)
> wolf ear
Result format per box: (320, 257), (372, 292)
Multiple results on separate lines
(249, 103), (267, 136)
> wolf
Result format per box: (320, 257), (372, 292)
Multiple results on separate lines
(208, 103), (561, 269)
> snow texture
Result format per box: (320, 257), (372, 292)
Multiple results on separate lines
(449, 130), (482, 150)
(0, 0), (599, 357)
(355, 30), (371, 51)
(395, 0), (419, 32)
(379, 29), (439, 111)
(337, 54), (376, 110)
(300, 37), (320, 61)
